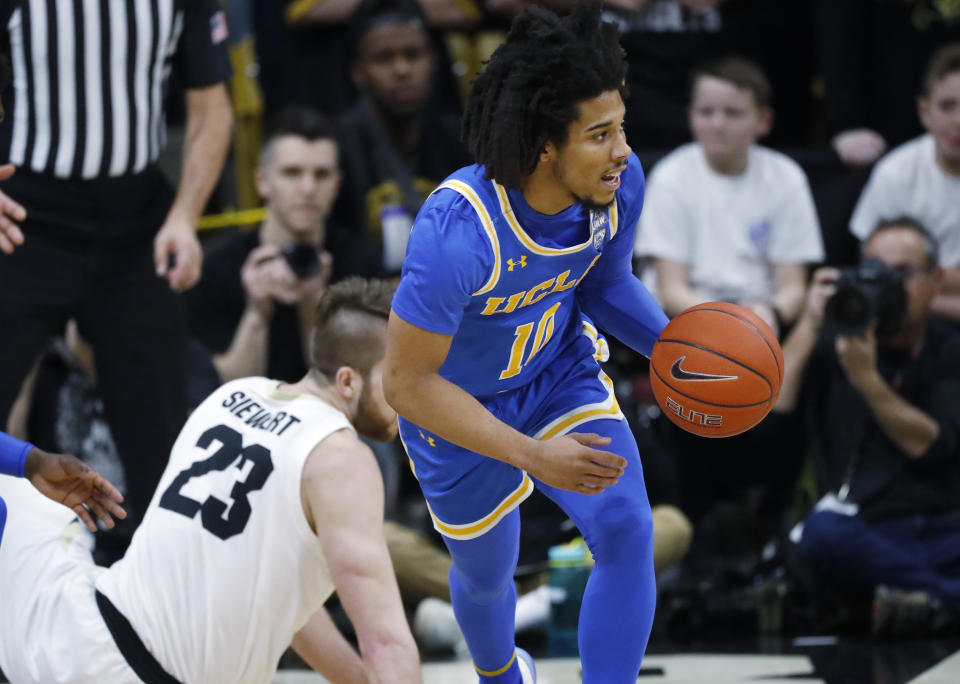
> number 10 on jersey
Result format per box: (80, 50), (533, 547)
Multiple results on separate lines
(499, 302), (562, 379)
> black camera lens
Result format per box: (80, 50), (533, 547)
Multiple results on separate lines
(825, 287), (872, 336)
(824, 258), (907, 337)
(282, 244), (321, 279)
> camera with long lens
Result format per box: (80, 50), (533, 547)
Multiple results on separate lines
(824, 258), (907, 336)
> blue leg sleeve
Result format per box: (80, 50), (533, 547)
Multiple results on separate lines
(442, 507), (525, 683)
(536, 417), (656, 684)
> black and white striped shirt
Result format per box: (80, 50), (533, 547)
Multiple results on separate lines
(0, 0), (231, 180)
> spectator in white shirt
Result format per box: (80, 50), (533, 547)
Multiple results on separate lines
(635, 55), (824, 337)
(850, 44), (960, 322)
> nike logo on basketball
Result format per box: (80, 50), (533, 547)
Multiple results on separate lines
(669, 356), (738, 382)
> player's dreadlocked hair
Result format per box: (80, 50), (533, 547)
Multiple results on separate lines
(462, 2), (627, 189)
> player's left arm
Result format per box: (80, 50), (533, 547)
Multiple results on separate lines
(0, 432), (126, 531)
(303, 431), (421, 683)
(578, 161), (669, 357)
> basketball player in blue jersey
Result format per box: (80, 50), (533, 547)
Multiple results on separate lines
(383, 4), (669, 683)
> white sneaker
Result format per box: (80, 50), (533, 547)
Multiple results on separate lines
(413, 597), (464, 651)
(517, 648), (537, 684)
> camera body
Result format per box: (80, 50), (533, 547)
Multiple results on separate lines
(281, 243), (322, 279)
(824, 258), (907, 337)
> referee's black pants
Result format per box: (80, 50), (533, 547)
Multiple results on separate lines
(0, 168), (189, 535)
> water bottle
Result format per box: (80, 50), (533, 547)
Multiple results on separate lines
(547, 538), (591, 656)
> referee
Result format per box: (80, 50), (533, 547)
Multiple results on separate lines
(0, 0), (233, 558)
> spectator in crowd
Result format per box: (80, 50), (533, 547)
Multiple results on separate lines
(635, 56), (824, 338)
(260, 0), (471, 122)
(0, 278), (422, 684)
(329, 0), (472, 278)
(186, 107), (337, 387)
(849, 44), (960, 321)
(0, 0), (233, 557)
(817, 0), (960, 167)
(777, 218), (960, 636)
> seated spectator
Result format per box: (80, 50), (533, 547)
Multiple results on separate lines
(776, 218), (960, 636)
(271, 0), (472, 120)
(849, 44), (960, 322)
(185, 107), (338, 386)
(329, 0), (472, 278)
(635, 55), (824, 338)
(634, 57), (819, 557)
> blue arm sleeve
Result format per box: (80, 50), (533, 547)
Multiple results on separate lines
(578, 158), (669, 357)
(0, 431), (33, 478)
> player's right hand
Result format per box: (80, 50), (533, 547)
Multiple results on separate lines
(526, 432), (626, 494)
(25, 448), (127, 532)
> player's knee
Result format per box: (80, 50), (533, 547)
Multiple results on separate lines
(450, 562), (514, 605)
(590, 496), (654, 565)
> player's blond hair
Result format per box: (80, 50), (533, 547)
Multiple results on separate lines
(309, 277), (395, 380)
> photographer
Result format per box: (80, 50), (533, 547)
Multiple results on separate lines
(775, 217), (960, 635)
(185, 108), (338, 386)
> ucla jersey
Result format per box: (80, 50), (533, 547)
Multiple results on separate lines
(393, 154), (646, 397)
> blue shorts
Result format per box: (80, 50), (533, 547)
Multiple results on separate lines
(399, 321), (625, 540)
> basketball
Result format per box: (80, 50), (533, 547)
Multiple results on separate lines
(649, 302), (784, 438)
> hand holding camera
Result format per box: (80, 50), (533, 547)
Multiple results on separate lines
(241, 243), (333, 315)
(242, 244), (288, 316)
(800, 267), (840, 328)
(835, 327), (880, 391)
(805, 261), (908, 391)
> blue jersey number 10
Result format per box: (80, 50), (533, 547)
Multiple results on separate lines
(499, 302), (562, 379)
